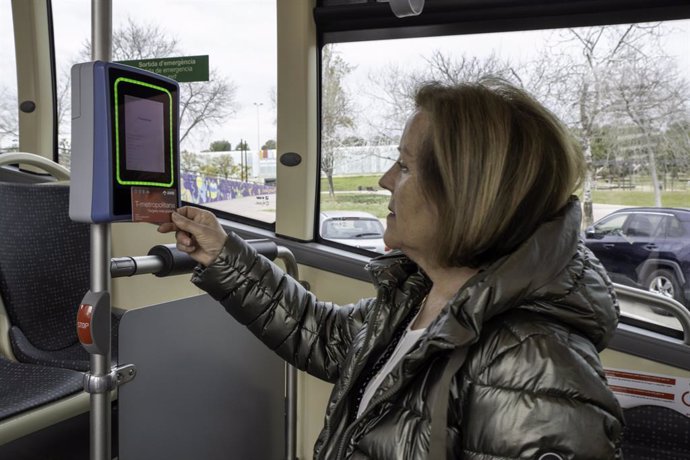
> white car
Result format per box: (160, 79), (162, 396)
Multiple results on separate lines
(319, 211), (387, 253)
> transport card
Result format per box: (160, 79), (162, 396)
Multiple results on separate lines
(131, 186), (177, 223)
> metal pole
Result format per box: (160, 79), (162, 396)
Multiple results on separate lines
(90, 225), (112, 460)
(285, 362), (298, 460)
(91, 2), (112, 460)
(277, 247), (298, 460)
(92, 0), (112, 62)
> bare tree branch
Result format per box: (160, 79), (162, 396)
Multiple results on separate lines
(0, 85), (18, 144)
(321, 45), (357, 197)
(75, 16), (238, 150)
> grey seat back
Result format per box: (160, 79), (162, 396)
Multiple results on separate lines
(0, 180), (86, 435)
(0, 182), (92, 370)
(622, 405), (690, 459)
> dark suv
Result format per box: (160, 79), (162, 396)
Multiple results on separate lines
(583, 207), (690, 308)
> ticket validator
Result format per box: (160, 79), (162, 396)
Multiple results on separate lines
(69, 61), (180, 223)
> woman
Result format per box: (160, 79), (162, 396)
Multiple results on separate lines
(159, 79), (624, 459)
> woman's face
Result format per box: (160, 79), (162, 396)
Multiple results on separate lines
(378, 110), (439, 263)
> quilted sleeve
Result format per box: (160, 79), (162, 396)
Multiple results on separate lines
(192, 232), (373, 383)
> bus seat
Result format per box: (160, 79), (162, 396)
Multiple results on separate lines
(0, 181), (118, 371)
(0, 356), (83, 422)
(621, 405), (690, 459)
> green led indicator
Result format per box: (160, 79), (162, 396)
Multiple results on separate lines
(114, 77), (175, 187)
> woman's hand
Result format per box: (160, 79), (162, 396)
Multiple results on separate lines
(157, 206), (227, 267)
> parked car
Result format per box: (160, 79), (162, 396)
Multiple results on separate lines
(319, 211), (387, 253)
(583, 207), (690, 308)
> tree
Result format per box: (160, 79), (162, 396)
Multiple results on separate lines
(425, 51), (523, 86)
(208, 139), (233, 151)
(588, 125), (623, 179)
(262, 139), (276, 150)
(0, 85), (18, 146)
(358, 50), (523, 179)
(78, 17), (238, 146)
(365, 51), (521, 142)
(211, 154), (241, 179)
(178, 69), (236, 144)
(199, 163), (220, 178)
(531, 24), (679, 225)
(196, 153), (246, 180)
(235, 140), (249, 151)
(611, 50), (688, 205)
(659, 120), (690, 189)
(56, 69), (71, 139)
(110, 18), (179, 60)
(321, 45), (356, 197)
(181, 150), (200, 173)
(341, 136), (366, 147)
(363, 61), (420, 142)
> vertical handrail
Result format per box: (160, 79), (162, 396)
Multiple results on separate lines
(89, 225), (112, 460)
(277, 247), (299, 460)
(90, 2), (112, 460)
(91, 0), (111, 63)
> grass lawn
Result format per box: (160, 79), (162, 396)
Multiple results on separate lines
(321, 175), (382, 193)
(320, 175), (389, 217)
(591, 191), (690, 208)
(320, 193), (389, 218)
(318, 175), (690, 215)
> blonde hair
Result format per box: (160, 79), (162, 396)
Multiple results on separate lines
(414, 78), (585, 267)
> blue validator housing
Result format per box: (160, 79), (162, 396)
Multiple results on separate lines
(69, 61), (180, 223)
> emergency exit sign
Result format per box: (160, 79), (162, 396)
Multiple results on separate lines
(117, 55), (209, 83)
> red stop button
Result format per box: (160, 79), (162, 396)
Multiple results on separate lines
(77, 304), (94, 345)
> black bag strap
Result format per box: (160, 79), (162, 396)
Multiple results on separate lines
(427, 346), (469, 460)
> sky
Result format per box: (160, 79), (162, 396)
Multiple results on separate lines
(1, 3), (688, 152)
(0, 0), (278, 152)
(332, 20), (690, 137)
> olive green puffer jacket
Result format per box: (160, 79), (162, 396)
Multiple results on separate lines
(193, 199), (624, 459)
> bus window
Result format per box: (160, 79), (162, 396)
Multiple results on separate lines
(53, 0), (278, 225)
(53, 0), (90, 168)
(0, 1), (18, 155)
(319, 20), (690, 329)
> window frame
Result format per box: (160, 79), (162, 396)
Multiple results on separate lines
(311, 0), (690, 362)
(315, 0), (690, 44)
(11, 0), (58, 162)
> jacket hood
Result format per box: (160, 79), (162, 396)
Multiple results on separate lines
(366, 198), (619, 352)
